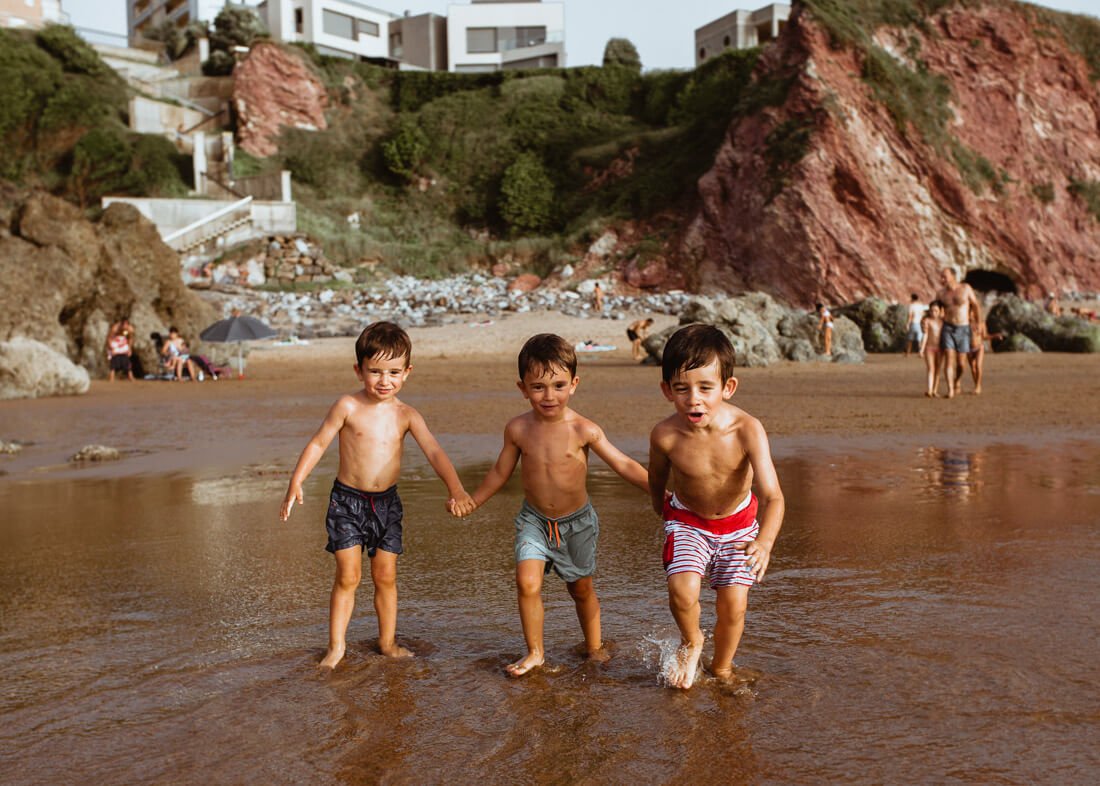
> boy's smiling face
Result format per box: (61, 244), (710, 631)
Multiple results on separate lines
(661, 357), (737, 429)
(517, 364), (578, 421)
(355, 353), (411, 401)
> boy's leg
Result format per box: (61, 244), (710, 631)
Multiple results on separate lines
(566, 576), (607, 661)
(666, 571), (705, 689)
(711, 584), (750, 681)
(508, 559), (546, 676)
(321, 547), (362, 669)
(370, 549), (411, 658)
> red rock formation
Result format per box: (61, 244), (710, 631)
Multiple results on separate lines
(233, 42), (328, 157)
(680, 3), (1100, 306)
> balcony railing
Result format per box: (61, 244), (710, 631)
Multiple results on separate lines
(498, 29), (563, 54)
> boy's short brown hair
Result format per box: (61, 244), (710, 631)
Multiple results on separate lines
(518, 333), (577, 379)
(356, 321), (412, 367)
(661, 324), (736, 383)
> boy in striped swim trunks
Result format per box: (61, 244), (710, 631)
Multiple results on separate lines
(471, 334), (649, 677)
(648, 324), (785, 689)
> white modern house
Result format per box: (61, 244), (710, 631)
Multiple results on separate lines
(446, 0), (564, 73)
(259, 0), (564, 71)
(260, 0), (398, 60)
(695, 3), (789, 66)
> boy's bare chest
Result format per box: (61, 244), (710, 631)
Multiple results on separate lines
(343, 410), (405, 448)
(671, 437), (747, 479)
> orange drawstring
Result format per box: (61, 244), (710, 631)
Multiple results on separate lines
(547, 519), (561, 548)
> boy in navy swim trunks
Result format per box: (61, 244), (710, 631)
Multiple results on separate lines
(280, 321), (474, 669)
(470, 334), (648, 676)
(649, 324), (785, 689)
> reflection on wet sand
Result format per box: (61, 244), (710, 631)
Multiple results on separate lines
(2, 440), (1099, 783)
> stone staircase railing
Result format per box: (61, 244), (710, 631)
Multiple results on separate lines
(163, 196), (253, 252)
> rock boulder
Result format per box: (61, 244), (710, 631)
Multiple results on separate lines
(0, 337), (90, 400)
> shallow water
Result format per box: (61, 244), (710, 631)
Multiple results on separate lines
(2, 439), (1099, 784)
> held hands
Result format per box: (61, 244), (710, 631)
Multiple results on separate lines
(447, 492), (477, 518)
(735, 539), (772, 582)
(280, 483), (303, 521)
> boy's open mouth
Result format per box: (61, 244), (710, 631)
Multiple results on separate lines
(687, 412), (704, 424)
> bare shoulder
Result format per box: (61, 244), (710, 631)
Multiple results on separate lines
(650, 413), (682, 443)
(504, 411), (533, 441)
(569, 410), (606, 444)
(727, 405), (768, 444)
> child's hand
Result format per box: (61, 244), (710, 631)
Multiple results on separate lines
(280, 484), (303, 521)
(737, 540), (772, 582)
(447, 492), (476, 518)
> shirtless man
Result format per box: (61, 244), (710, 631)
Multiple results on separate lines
(936, 267), (981, 399)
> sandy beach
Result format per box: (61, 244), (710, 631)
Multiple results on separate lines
(3, 309), (1100, 784)
(2, 310), (1097, 479)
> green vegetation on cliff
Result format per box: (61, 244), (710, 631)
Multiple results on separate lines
(0, 25), (189, 205)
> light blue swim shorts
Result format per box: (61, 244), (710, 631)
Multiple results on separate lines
(514, 499), (599, 582)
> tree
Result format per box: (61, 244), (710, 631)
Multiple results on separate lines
(203, 7), (267, 75)
(602, 38), (642, 73)
(499, 153), (554, 234)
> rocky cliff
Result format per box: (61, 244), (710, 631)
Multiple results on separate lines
(233, 41), (328, 158)
(0, 188), (215, 394)
(681, 1), (1100, 306)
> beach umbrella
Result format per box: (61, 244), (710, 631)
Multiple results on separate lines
(200, 314), (278, 378)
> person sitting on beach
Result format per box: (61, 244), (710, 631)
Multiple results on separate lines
(905, 294), (925, 358)
(280, 321), (475, 670)
(468, 333), (648, 677)
(919, 300), (945, 398)
(815, 303), (833, 356)
(106, 318), (135, 382)
(627, 317), (654, 361)
(162, 327), (199, 381)
(648, 324), (784, 689)
(936, 267), (981, 399)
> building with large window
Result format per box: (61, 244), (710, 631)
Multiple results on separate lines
(1, 0), (67, 30)
(695, 3), (789, 66)
(260, 0), (563, 71)
(446, 0), (564, 73)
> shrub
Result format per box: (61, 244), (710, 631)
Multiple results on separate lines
(69, 128), (130, 206)
(202, 50), (235, 76)
(603, 38), (642, 72)
(499, 153), (555, 233)
(1068, 179), (1100, 221)
(35, 24), (111, 78)
(381, 120), (428, 181)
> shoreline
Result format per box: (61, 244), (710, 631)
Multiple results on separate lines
(1, 311), (1098, 481)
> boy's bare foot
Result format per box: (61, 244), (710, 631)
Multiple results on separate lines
(586, 643), (612, 663)
(380, 642), (414, 658)
(711, 664), (762, 685)
(667, 640), (703, 689)
(505, 652), (544, 677)
(924, 391), (933, 398)
(972, 386), (982, 395)
(319, 644), (346, 670)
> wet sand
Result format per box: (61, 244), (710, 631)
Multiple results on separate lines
(2, 311), (1099, 783)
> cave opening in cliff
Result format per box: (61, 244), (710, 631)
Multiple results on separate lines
(964, 270), (1017, 294)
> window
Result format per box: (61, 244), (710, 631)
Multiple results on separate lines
(699, 47), (707, 60)
(390, 31), (403, 57)
(322, 10), (354, 39)
(515, 26), (546, 47)
(356, 19), (379, 37)
(467, 27), (497, 53)
(294, 8), (303, 34)
(723, 35), (731, 47)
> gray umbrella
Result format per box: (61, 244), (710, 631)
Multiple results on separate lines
(200, 315), (278, 377)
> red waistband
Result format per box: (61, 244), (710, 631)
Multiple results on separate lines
(663, 493), (758, 535)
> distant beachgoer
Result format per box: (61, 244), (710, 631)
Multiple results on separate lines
(815, 303), (833, 356)
(467, 334), (648, 677)
(1045, 293), (1062, 317)
(648, 325), (784, 688)
(627, 317), (654, 361)
(936, 267), (981, 399)
(592, 282), (605, 313)
(280, 322), (474, 670)
(162, 326), (200, 381)
(920, 300), (945, 398)
(905, 293), (925, 358)
(106, 319), (135, 382)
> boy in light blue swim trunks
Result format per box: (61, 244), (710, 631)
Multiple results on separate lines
(469, 334), (649, 676)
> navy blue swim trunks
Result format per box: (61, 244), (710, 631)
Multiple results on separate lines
(324, 479), (403, 555)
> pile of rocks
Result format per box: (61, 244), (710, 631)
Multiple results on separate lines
(202, 273), (695, 339)
(193, 236), (348, 288)
(643, 293), (865, 367)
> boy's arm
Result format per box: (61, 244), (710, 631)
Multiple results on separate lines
(470, 423), (522, 507)
(280, 398), (349, 520)
(740, 417), (785, 582)
(586, 423), (648, 493)
(406, 408), (475, 515)
(647, 427), (672, 515)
